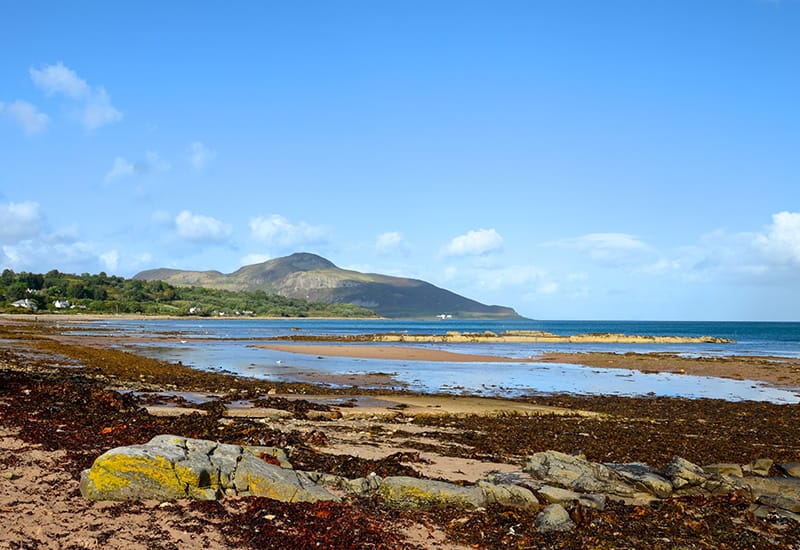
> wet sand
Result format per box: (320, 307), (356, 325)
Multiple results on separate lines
(259, 343), (533, 363)
(536, 351), (800, 389)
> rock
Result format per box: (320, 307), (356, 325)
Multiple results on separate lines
(234, 454), (338, 502)
(304, 410), (343, 421)
(80, 437), (196, 501)
(612, 492), (661, 507)
(478, 481), (538, 509)
(538, 485), (582, 504)
(483, 470), (543, 492)
(537, 485), (606, 511)
(606, 463), (672, 498)
(570, 450), (587, 461)
(244, 446), (293, 469)
(535, 504), (575, 533)
(743, 458), (773, 477)
(343, 473), (383, 495)
(660, 456), (708, 490)
(575, 492), (607, 511)
(703, 463), (743, 477)
(778, 462), (800, 478)
(80, 435), (339, 503)
(701, 475), (737, 496)
(378, 476), (485, 509)
(79, 437), (799, 523)
(522, 451), (750, 504)
(525, 451), (610, 487)
(524, 450), (634, 497)
(749, 503), (800, 522)
(224, 407), (293, 419)
(734, 477), (800, 514)
(145, 405), (207, 417)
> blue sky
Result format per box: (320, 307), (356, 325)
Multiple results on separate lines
(1, 1), (799, 321)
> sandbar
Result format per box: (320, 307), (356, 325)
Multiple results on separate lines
(258, 343), (532, 363)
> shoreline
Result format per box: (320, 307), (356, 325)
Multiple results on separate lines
(0, 313), (386, 322)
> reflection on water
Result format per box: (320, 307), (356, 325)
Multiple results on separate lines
(121, 338), (800, 404)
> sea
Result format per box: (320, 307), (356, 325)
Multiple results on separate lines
(77, 319), (800, 404)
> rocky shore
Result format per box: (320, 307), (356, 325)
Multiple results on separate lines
(1, 318), (799, 548)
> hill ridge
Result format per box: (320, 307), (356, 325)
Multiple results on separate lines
(134, 252), (523, 320)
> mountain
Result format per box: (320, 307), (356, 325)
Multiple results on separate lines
(134, 252), (523, 319)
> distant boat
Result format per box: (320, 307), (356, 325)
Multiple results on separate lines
(436, 314), (453, 320)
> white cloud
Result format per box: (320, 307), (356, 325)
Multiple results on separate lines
(0, 199), (142, 275)
(241, 253), (272, 266)
(631, 211), (800, 284)
(536, 281), (561, 295)
(104, 157), (136, 182)
(375, 231), (406, 253)
(249, 215), (328, 247)
(0, 100), (49, 135)
(443, 265), (459, 281)
(755, 211), (800, 265)
(549, 232), (652, 262)
(100, 250), (120, 272)
(188, 141), (217, 171)
(29, 62), (122, 131)
(443, 228), (504, 257)
(175, 210), (231, 242)
(137, 253), (153, 266)
(472, 264), (549, 291)
(0, 201), (44, 242)
(439, 261), (560, 301)
(81, 87), (123, 131)
(641, 258), (682, 275)
(2, 238), (97, 273)
(105, 151), (170, 182)
(138, 151), (171, 174)
(30, 62), (90, 98)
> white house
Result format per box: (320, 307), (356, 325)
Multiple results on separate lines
(11, 298), (37, 310)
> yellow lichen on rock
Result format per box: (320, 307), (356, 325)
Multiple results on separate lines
(378, 476), (484, 509)
(82, 451), (187, 500)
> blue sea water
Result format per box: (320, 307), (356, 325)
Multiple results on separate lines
(80, 319), (800, 403)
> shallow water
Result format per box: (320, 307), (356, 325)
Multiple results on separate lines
(96, 318), (800, 404)
(106, 328), (800, 403)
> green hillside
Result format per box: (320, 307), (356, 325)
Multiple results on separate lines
(0, 269), (376, 318)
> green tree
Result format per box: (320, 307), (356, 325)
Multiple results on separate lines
(5, 282), (28, 302)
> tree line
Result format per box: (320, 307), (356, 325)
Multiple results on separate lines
(0, 269), (377, 318)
